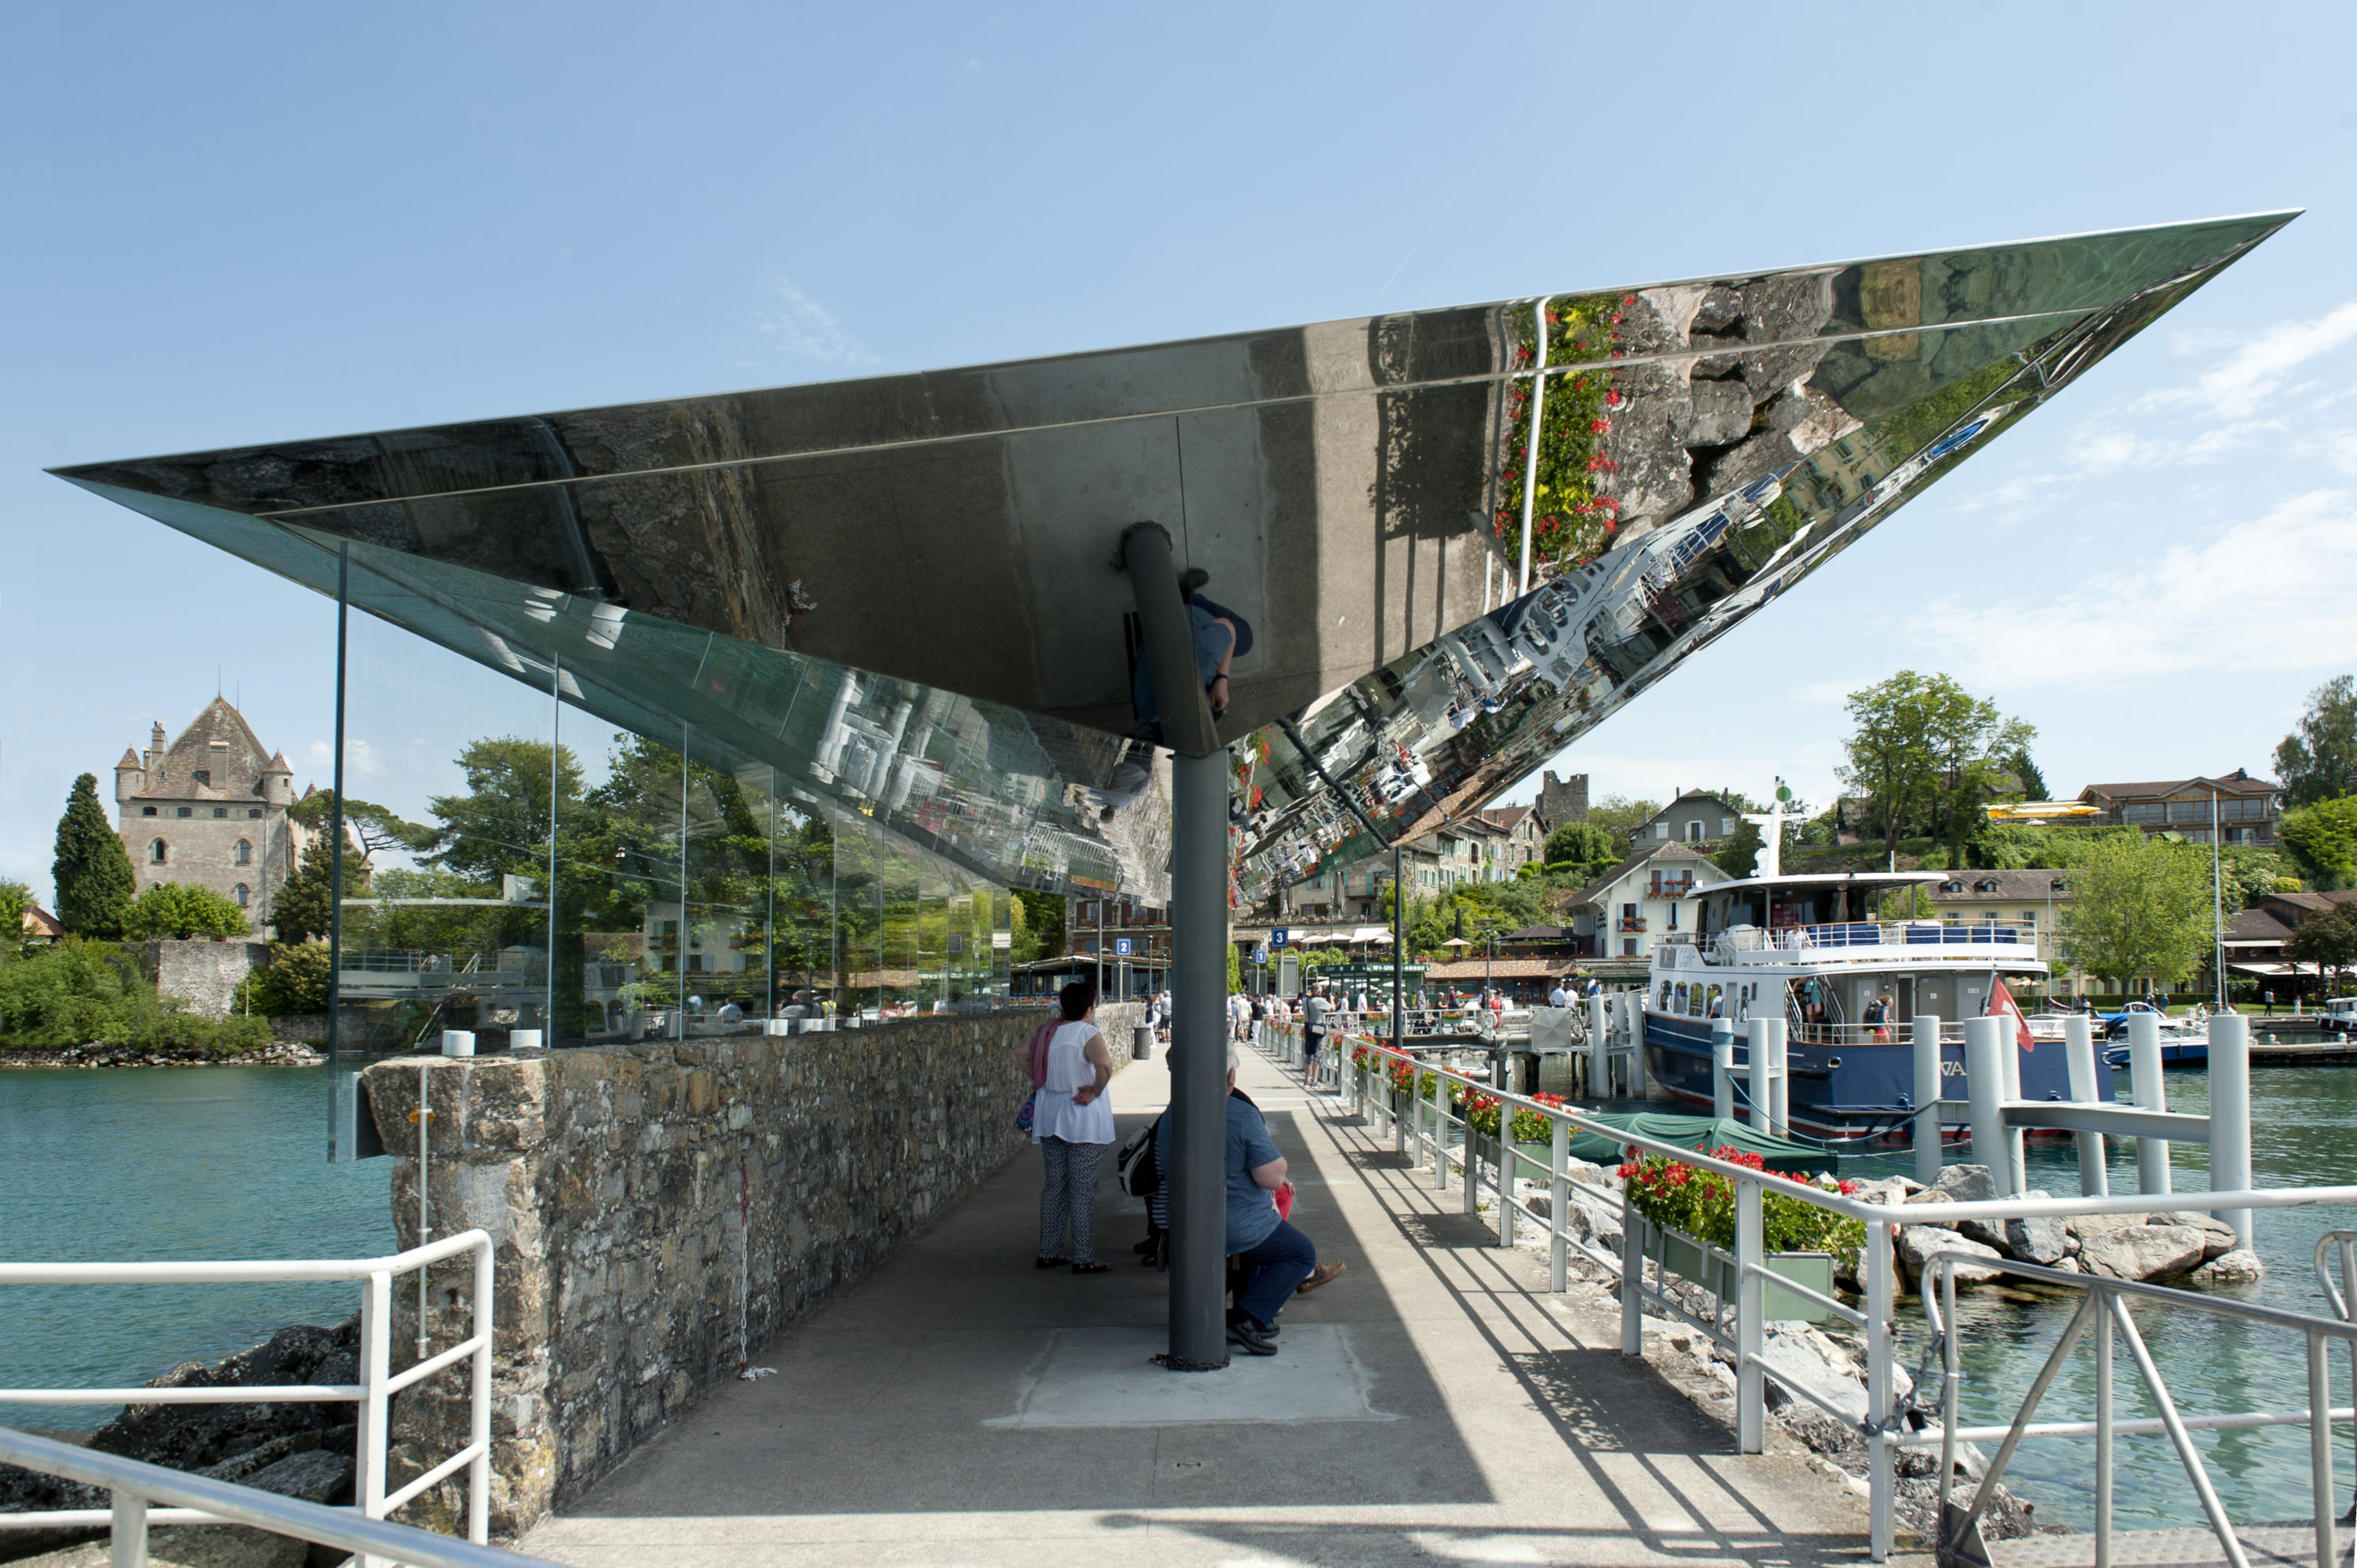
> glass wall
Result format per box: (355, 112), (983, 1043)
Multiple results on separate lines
(324, 551), (1021, 1107)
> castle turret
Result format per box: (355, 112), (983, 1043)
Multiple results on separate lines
(261, 751), (294, 807)
(114, 747), (145, 804)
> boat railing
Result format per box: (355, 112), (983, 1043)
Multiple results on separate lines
(1708, 921), (2037, 962)
(0, 1229), (501, 1566)
(1250, 1019), (2357, 1566)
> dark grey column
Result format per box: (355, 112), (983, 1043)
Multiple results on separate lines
(1117, 522), (1229, 1371)
(1168, 749), (1230, 1368)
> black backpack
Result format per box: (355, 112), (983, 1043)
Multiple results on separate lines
(1116, 1112), (1165, 1199)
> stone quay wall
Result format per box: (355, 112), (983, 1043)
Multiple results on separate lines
(360, 1002), (1142, 1536)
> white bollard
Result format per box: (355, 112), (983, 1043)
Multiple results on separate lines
(1631, 998), (1652, 1099)
(440, 1030), (475, 1058)
(1711, 1017), (1736, 1123)
(1766, 1017), (1789, 1133)
(2209, 1013), (2253, 1247)
(1747, 1017), (1772, 1132)
(2128, 1013), (2172, 1195)
(1999, 1015), (2026, 1195)
(2062, 1014), (2109, 1197)
(509, 1029), (543, 1051)
(1963, 1017), (2010, 1195)
(1912, 1015), (1943, 1188)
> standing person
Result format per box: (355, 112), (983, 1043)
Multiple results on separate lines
(1033, 981), (1116, 1274)
(1547, 978), (1574, 1009)
(1299, 985), (1332, 1088)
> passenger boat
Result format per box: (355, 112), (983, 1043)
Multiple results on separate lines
(1642, 866), (2112, 1147)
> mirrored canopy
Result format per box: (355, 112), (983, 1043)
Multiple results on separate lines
(55, 212), (2294, 904)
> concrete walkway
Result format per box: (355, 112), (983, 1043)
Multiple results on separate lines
(520, 1039), (1868, 1566)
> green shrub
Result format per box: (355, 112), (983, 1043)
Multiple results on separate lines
(0, 939), (273, 1053)
(121, 882), (252, 940)
(232, 942), (332, 1017)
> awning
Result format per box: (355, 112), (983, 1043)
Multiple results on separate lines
(1353, 927), (1393, 943)
(2229, 962), (2307, 976)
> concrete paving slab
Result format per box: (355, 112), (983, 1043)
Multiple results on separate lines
(985, 1324), (1396, 1427)
(518, 1037), (1871, 1566)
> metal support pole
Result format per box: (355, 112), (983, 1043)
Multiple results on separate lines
(1630, 995), (1651, 1098)
(2066, 1013), (2110, 1198)
(2128, 1013), (2172, 1196)
(111, 1491), (147, 1568)
(1549, 1116), (1569, 1294)
(2311, 1328), (2337, 1568)
(1587, 994), (1607, 1099)
(1620, 1208), (1644, 1355)
(1711, 1017), (1735, 1123)
(1736, 1178), (1765, 1453)
(1166, 749), (1230, 1372)
(1913, 1015), (1944, 1188)
(2096, 1298), (2113, 1568)
(1868, 1211), (1895, 1561)
(1965, 1017), (2010, 1195)
(1433, 1068), (1448, 1192)
(1747, 1017), (1772, 1132)
(1767, 1016), (1789, 1132)
(2210, 1013), (2254, 1247)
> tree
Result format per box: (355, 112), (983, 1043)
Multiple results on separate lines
(2056, 834), (2213, 994)
(1010, 890), (1065, 960)
(273, 832), (363, 946)
(1840, 671), (2035, 863)
(2280, 797), (2357, 890)
(1713, 819), (1762, 879)
(2276, 676), (2357, 808)
(2286, 903), (2357, 994)
(287, 791), (434, 863)
(0, 878), (27, 946)
(53, 772), (137, 939)
(1582, 795), (1662, 861)
(1542, 822), (1618, 884)
(121, 883), (251, 940)
(233, 941), (332, 1016)
(2006, 747), (2049, 803)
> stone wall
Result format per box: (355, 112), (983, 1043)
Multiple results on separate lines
(128, 939), (269, 1019)
(360, 1002), (1141, 1536)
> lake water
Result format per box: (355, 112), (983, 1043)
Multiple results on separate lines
(0, 1065), (390, 1432)
(1853, 1062), (2357, 1533)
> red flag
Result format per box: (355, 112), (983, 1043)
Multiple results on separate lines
(1988, 974), (2036, 1053)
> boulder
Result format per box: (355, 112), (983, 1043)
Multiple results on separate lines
(2002, 1213), (2072, 1266)
(2190, 1248), (2266, 1285)
(2155, 1211), (2242, 1262)
(2065, 1211), (2150, 1242)
(1902, 1189), (1958, 1229)
(1897, 1226), (2007, 1290)
(2077, 1225), (2209, 1281)
(1930, 1164), (1998, 1203)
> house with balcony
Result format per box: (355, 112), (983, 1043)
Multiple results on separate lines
(2077, 769), (2282, 844)
(1562, 841), (1731, 965)
(1632, 790), (1747, 847)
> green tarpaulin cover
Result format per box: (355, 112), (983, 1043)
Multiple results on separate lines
(1561, 1112), (1835, 1176)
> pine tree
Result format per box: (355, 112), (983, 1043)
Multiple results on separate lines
(53, 772), (136, 938)
(273, 832), (361, 946)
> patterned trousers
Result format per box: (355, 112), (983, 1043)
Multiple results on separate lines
(1037, 1137), (1107, 1263)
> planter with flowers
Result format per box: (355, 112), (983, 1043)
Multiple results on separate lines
(1453, 1087), (1575, 1181)
(1617, 1147), (1864, 1323)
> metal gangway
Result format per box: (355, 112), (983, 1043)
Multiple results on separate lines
(1255, 1020), (2357, 1566)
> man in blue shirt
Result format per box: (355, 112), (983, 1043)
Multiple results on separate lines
(1157, 1046), (1323, 1355)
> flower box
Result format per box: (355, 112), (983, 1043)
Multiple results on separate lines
(1654, 1223), (1838, 1324)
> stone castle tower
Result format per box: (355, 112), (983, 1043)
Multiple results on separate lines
(114, 698), (306, 930)
(1533, 771), (1589, 836)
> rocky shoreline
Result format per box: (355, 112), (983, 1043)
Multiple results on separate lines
(0, 1042), (325, 1070)
(0, 1320), (360, 1566)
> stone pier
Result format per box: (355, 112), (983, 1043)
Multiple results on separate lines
(360, 1004), (1140, 1537)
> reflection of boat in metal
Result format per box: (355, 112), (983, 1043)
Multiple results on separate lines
(1641, 869), (2106, 1145)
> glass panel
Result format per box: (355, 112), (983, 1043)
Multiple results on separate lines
(554, 709), (686, 1046)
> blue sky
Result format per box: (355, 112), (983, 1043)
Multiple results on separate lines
(4, 2), (2354, 897)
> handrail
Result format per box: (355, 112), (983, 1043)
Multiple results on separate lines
(0, 1229), (497, 1560)
(1268, 1024), (2357, 1566)
(0, 1427), (554, 1568)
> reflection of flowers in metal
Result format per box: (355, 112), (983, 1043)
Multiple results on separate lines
(1494, 292), (1626, 577)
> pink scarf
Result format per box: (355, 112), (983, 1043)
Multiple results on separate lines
(1026, 1018), (1059, 1089)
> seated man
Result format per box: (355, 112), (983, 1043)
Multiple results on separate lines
(1157, 1046), (1340, 1355)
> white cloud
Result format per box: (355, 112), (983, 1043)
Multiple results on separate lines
(1912, 489), (2357, 691)
(306, 738), (379, 779)
(2191, 299), (2357, 408)
(754, 280), (873, 365)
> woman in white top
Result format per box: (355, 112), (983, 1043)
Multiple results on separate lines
(1034, 981), (1116, 1273)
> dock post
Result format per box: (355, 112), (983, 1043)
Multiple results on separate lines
(1766, 1016), (1790, 1133)
(1912, 1015), (1943, 1188)
(1736, 1177), (1765, 1453)
(2209, 1013), (2253, 1247)
(1710, 1017), (1735, 1123)
(1747, 1017), (1772, 1131)
(1586, 995), (1607, 1100)
(2063, 1014), (2110, 1198)
(1964, 1017), (2011, 1196)
(1631, 996), (1652, 1099)
(2127, 1013), (2172, 1196)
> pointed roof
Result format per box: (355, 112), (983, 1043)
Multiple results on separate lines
(263, 750), (291, 774)
(131, 698), (279, 803)
(115, 747), (142, 769)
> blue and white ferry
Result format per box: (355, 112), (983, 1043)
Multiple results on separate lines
(1642, 865), (2109, 1146)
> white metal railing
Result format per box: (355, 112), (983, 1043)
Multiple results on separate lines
(0, 1425), (551, 1568)
(1251, 1023), (2357, 1564)
(1915, 1244), (2357, 1568)
(1699, 921), (2040, 964)
(0, 1229), (497, 1566)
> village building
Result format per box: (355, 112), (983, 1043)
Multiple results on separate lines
(2077, 769), (2282, 845)
(1563, 841), (1732, 967)
(112, 698), (307, 931)
(1925, 869), (2080, 994)
(1633, 789), (1747, 846)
